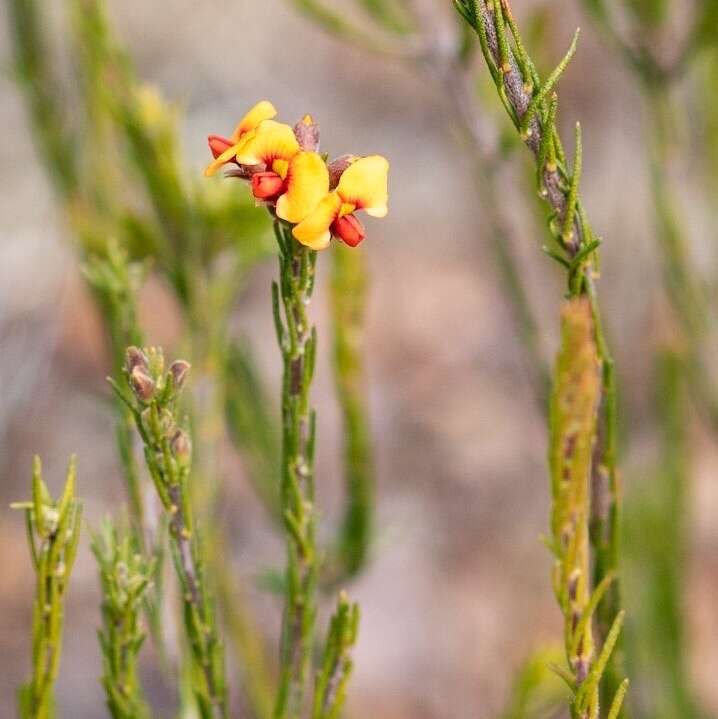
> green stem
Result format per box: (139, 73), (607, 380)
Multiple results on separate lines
(455, 1), (628, 712)
(15, 457), (82, 719)
(122, 359), (228, 719)
(272, 222), (319, 719)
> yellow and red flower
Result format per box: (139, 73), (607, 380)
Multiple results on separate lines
(204, 101), (389, 250)
(293, 155), (389, 250)
(235, 120), (330, 223)
(207, 113), (329, 223)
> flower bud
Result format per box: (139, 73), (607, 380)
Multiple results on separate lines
(126, 346), (149, 374)
(327, 155), (356, 189)
(293, 114), (320, 152)
(130, 365), (155, 402)
(208, 134), (233, 160)
(169, 360), (191, 390)
(332, 214), (365, 247)
(251, 171), (284, 200)
(170, 429), (192, 464)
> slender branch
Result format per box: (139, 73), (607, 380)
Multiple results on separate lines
(13, 457), (83, 719)
(311, 592), (360, 719)
(92, 520), (154, 719)
(272, 222), (319, 719)
(117, 348), (227, 719)
(454, 1), (627, 713)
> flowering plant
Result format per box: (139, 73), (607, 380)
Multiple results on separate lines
(205, 101), (389, 249)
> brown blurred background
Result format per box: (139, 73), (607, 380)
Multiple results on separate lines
(1, 1), (717, 717)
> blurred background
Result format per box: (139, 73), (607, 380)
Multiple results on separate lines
(1, 0), (718, 717)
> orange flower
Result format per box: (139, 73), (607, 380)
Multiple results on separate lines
(293, 156), (389, 250)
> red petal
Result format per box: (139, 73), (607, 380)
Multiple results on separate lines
(332, 214), (365, 247)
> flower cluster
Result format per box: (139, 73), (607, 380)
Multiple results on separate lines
(205, 101), (389, 249)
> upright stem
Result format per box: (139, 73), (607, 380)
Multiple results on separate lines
(16, 457), (82, 719)
(118, 354), (228, 719)
(455, 1), (629, 713)
(145, 404), (227, 719)
(272, 222), (319, 719)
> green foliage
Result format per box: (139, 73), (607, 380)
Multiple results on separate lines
(311, 593), (360, 719)
(92, 520), (155, 719)
(111, 347), (227, 719)
(13, 457), (83, 719)
(453, 2), (628, 715)
(18, 0), (717, 717)
(11, 1), (377, 716)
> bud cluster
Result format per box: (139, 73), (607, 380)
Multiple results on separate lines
(125, 346), (189, 404)
(111, 346), (226, 714)
(118, 347), (193, 488)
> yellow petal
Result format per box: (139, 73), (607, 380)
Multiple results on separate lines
(292, 192), (342, 250)
(204, 130), (259, 176)
(204, 141), (242, 177)
(337, 155), (389, 217)
(276, 152), (330, 224)
(272, 158), (290, 180)
(230, 100), (278, 141)
(235, 120), (300, 167)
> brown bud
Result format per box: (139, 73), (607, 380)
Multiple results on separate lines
(169, 359), (191, 390)
(327, 154), (356, 189)
(130, 365), (155, 402)
(293, 114), (320, 152)
(170, 429), (191, 463)
(126, 346), (149, 374)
